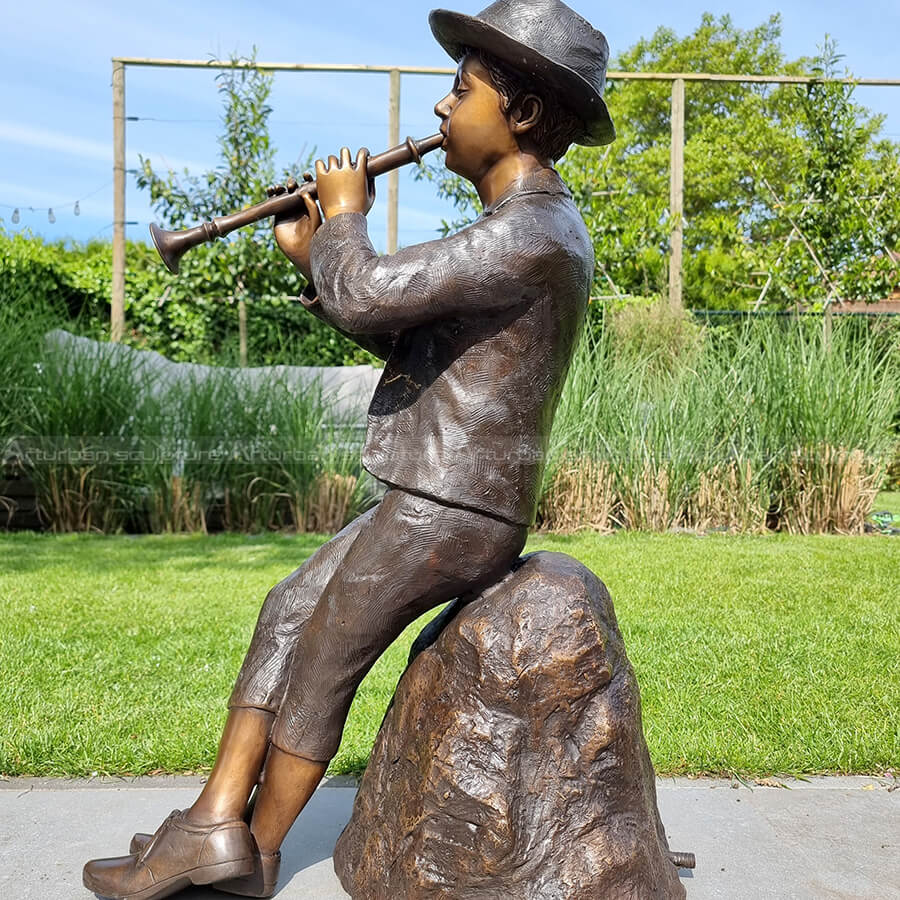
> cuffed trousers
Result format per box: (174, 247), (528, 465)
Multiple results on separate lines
(229, 488), (527, 762)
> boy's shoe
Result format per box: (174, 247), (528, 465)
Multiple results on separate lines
(129, 832), (154, 854)
(130, 831), (280, 898)
(213, 850), (281, 898)
(129, 787), (260, 854)
(83, 809), (255, 900)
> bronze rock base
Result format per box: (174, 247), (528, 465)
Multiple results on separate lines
(333, 550), (686, 899)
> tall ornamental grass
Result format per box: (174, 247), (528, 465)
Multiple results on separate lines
(3, 309), (895, 536)
(16, 342), (152, 532)
(3, 330), (367, 534)
(147, 371), (366, 534)
(540, 311), (897, 534)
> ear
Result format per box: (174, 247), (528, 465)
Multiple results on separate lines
(509, 93), (543, 136)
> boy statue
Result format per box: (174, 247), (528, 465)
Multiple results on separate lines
(83, 1), (615, 897)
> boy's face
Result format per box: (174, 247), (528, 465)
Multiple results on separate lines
(434, 55), (520, 182)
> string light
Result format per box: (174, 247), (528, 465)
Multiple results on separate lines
(0, 180), (111, 225)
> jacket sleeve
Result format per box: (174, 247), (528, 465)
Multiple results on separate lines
(297, 283), (397, 362)
(308, 211), (542, 335)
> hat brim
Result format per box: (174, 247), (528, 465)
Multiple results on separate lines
(429, 8), (615, 146)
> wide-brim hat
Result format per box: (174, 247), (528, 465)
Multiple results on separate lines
(429, 0), (615, 146)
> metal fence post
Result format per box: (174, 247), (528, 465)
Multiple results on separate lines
(668, 77), (685, 309)
(112, 60), (127, 341)
(387, 68), (401, 255)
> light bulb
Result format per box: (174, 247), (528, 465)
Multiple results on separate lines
(11, 208), (19, 224)
(48, 208), (55, 224)
(74, 201), (80, 216)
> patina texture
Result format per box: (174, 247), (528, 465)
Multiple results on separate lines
(226, 166), (590, 761)
(230, 489), (527, 762)
(301, 165), (592, 526)
(333, 551), (685, 900)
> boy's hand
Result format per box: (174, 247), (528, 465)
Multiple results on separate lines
(315, 147), (376, 219)
(269, 174), (321, 281)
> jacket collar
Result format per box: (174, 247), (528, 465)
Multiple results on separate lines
(482, 166), (571, 217)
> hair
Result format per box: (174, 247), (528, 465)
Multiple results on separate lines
(471, 49), (584, 162)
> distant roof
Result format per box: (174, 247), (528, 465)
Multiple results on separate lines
(832, 298), (900, 313)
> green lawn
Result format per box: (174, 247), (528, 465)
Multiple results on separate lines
(1, 528), (898, 778)
(872, 491), (900, 519)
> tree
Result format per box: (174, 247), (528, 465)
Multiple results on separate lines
(571, 14), (813, 308)
(773, 38), (900, 306)
(417, 15), (900, 310)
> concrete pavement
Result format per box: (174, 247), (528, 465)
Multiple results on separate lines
(1, 774), (897, 899)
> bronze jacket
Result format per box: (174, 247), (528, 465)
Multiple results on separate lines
(301, 167), (593, 526)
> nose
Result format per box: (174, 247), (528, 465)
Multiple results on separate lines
(434, 91), (453, 121)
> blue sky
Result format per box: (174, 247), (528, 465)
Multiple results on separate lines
(2, 0), (898, 252)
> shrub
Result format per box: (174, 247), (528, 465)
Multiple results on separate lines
(4, 309), (895, 536)
(0, 228), (378, 367)
(605, 296), (705, 374)
(539, 316), (897, 534)
(3, 331), (370, 534)
(778, 446), (883, 535)
(538, 454), (615, 534)
(14, 340), (153, 532)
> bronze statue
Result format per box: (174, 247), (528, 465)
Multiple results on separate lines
(83, 2), (618, 897)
